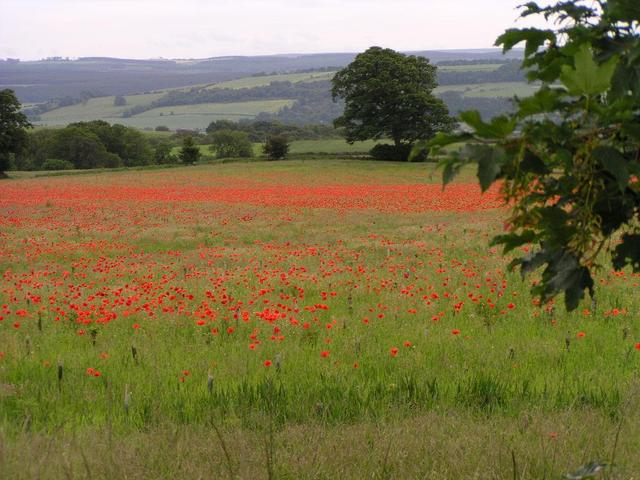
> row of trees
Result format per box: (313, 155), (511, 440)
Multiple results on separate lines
(13, 120), (154, 170)
(205, 131), (290, 160)
(204, 119), (338, 141)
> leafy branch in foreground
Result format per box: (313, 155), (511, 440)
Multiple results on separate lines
(417, 0), (640, 310)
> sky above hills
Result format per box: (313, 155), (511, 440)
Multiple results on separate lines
(0, 0), (547, 60)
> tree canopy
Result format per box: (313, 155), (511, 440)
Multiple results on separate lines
(0, 89), (31, 175)
(209, 130), (254, 158)
(263, 135), (290, 160)
(332, 47), (453, 158)
(179, 136), (200, 164)
(426, 0), (640, 310)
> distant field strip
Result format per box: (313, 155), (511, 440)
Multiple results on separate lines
(120, 99), (295, 130)
(38, 93), (165, 125)
(206, 71), (336, 89)
(437, 63), (503, 72)
(39, 99), (294, 130)
(435, 81), (539, 97)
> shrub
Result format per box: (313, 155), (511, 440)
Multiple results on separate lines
(113, 95), (127, 107)
(155, 125), (170, 132)
(41, 159), (74, 171)
(369, 144), (414, 161)
(263, 135), (290, 160)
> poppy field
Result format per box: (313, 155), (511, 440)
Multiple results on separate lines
(1, 160), (640, 478)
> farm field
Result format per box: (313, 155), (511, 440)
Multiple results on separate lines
(207, 71), (336, 89)
(1, 160), (639, 478)
(437, 63), (503, 72)
(113, 99), (295, 130)
(32, 65), (525, 131)
(435, 81), (539, 97)
(39, 99), (294, 130)
(38, 93), (167, 126)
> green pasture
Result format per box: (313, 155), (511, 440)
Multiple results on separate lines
(38, 93), (165, 125)
(207, 71), (336, 89)
(437, 63), (503, 72)
(435, 81), (540, 97)
(112, 100), (294, 130)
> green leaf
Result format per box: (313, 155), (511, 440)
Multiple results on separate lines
(437, 157), (464, 187)
(427, 132), (471, 149)
(520, 150), (549, 175)
(612, 234), (640, 272)
(518, 249), (550, 276)
(467, 145), (506, 191)
(491, 230), (536, 254)
(621, 122), (640, 141)
(517, 87), (564, 117)
(592, 146), (629, 192)
(560, 44), (618, 96)
(607, 0), (640, 24)
(459, 111), (516, 139)
(495, 28), (555, 56)
(409, 141), (428, 162)
(534, 248), (594, 311)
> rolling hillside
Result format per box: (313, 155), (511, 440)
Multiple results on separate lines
(31, 60), (533, 130)
(1, 49), (523, 103)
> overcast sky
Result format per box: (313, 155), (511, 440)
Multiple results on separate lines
(0, 0), (548, 60)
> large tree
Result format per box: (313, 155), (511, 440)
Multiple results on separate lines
(332, 47), (452, 157)
(209, 130), (254, 158)
(428, 0), (640, 310)
(0, 89), (31, 176)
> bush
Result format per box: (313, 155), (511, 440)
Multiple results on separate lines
(155, 125), (170, 132)
(113, 95), (127, 107)
(262, 135), (290, 160)
(209, 130), (254, 158)
(41, 159), (75, 171)
(179, 136), (200, 164)
(369, 144), (415, 161)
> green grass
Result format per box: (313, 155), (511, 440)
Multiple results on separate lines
(112, 100), (294, 130)
(437, 63), (503, 72)
(207, 71), (336, 89)
(38, 93), (166, 126)
(435, 81), (540, 97)
(1, 160), (639, 477)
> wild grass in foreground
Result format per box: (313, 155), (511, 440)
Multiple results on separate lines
(0, 161), (639, 478)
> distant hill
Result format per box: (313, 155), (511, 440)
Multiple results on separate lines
(0, 49), (523, 103)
